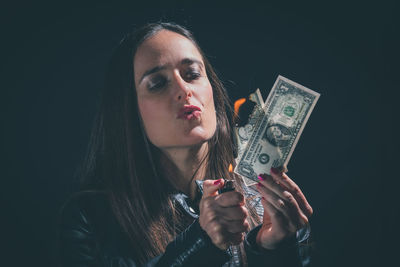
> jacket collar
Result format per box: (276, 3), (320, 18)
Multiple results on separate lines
(172, 180), (205, 219)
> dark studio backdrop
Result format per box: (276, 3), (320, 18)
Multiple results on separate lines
(1, 1), (398, 266)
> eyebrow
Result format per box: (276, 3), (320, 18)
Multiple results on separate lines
(139, 57), (204, 84)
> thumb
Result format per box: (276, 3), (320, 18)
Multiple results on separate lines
(260, 197), (273, 224)
(202, 178), (225, 197)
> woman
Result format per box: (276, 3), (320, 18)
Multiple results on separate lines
(58, 22), (313, 266)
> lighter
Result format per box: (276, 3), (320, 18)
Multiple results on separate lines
(218, 179), (235, 194)
(194, 179), (235, 196)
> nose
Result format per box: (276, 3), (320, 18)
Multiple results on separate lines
(172, 70), (192, 101)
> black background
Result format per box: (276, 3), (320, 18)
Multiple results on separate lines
(2, 1), (399, 266)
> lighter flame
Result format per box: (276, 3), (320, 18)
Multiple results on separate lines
(234, 98), (246, 117)
(228, 164), (233, 173)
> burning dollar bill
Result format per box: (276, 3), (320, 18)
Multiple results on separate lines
(234, 75), (320, 184)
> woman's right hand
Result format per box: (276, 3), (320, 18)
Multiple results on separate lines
(199, 179), (250, 250)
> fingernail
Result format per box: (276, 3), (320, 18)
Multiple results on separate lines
(214, 179), (222, 185)
(257, 182), (263, 187)
(270, 167), (279, 174)
(262, 197), (265, 200)
(258, 175), (264, 181)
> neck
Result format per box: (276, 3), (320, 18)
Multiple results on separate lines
(160, 142), (209, 200)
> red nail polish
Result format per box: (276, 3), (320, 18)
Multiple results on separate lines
(271, 167), (278, 174)
(214, 179), (221, 185)
(262, 197), (265, 200)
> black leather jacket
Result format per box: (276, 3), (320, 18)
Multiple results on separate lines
(58, 187), (311, 267)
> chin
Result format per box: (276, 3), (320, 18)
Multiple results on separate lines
(170, 130), (215, 148)
(187, 126), (215, 142)
(182, 136), (211, 146)
(150, 124), (217, 149)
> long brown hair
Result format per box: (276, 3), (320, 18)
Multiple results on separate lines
(78, 22), (261, 264)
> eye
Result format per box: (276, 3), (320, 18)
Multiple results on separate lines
(147, 76), (168, 92)
(184, 68), (201, 81)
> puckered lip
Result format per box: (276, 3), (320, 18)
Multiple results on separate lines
(177, 105), (202, 119)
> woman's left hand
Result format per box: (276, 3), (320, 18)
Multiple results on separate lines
(255, 167), (313, 250)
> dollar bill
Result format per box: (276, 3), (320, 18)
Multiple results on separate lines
(234, 75), (320, 183)
(234, 89), (265, 186)
(235, 89), (265, 162)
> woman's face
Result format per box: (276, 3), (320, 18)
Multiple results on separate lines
(134, 30), (217, 150)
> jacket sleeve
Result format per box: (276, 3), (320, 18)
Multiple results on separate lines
(154, 219), (230, 267)
(244, 224), (312, 267)
(58, 195), (230, 267)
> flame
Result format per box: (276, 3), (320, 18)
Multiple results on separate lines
(228, 164), (233, 173)
(234, 98), (246, 117)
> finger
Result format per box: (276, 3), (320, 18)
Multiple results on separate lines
(258, 174), (288, 200)
(207, 223), (226, 249)
(256, 183), (296, 230)
(270, 168), (313, 218)
(277, 165), (288, 173)
(215, 191), (245, 207)
(229, 232), (245, 246)
(214, 231), (244, 250)
(202, 179), (225, 197)
(260, 197), (289, 234)
(281, 190), (310, 229)
(217, 205), (248, 221)
(258, 181), (309, 229)
(258, 173), (310, 225)
(222, 218), (250, 234)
